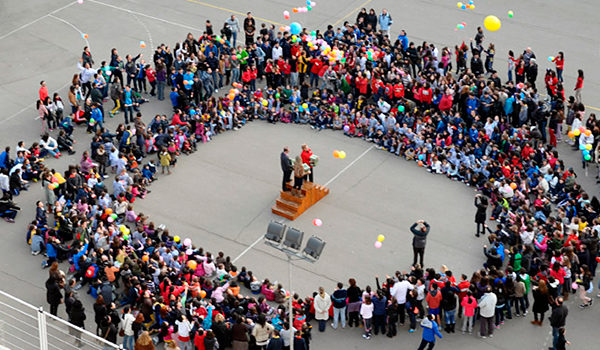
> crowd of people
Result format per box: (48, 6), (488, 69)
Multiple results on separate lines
(0, 5), (591, 350)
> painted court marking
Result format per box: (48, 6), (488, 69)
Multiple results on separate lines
(0, 1), (77, 41)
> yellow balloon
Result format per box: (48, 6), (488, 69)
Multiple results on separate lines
(339, 151), (346, 159)
(484, 15), (501, 31)
(573, 129), (581, 136)
(377, 234), (385, 242)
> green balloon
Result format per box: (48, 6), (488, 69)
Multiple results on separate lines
(585, 155), (592, 161)
(398, 105), (405, 112)
(307, 5), (312, 11)
(275, 93), (280, 98)
(236, 54), (241, 60)
(311, 31), (316, 37)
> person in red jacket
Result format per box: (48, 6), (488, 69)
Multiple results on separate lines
(356, 72), (368, 95)
(552, 51), (564, 82)
(461, 291), (477, 334)
(39, 81), (48, 102)
(419, 83), (433, 109)
(309, 57), (323, 87)
(574, 69), (584, 103)
(145, 65), (157, 96)
(439, 89), (453, 113)
(393, 81), (405, 100)
(300, 144), (314, 182)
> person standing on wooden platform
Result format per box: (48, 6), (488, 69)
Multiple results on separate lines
(280, 146), (292, 191)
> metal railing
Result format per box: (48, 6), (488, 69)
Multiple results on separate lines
(0, 290), (122, 350)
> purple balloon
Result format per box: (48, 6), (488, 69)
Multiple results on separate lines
(343, 125), (350, 132)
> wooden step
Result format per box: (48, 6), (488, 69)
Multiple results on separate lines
(280, 191), (303, 203)
(276, 198), (300, 212)
(271, 205), (297, 220)
(273, 182), (330, 221)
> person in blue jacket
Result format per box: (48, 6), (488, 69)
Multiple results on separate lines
(417, 314), (443, 350)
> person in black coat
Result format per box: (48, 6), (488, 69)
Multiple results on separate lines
(280, 147), (292, 191)
(45, 276), (62, 316)
(474, 194), (488, 237)
(101, 315), (118, 344)
(68, 299), (86, 346)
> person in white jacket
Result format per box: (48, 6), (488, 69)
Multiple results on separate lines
(314, 287), (331, 332)
(478, 288), (497, 338)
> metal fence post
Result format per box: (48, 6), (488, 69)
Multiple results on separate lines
(37, 307), (48, 350)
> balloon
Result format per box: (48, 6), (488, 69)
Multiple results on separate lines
(77, 0), (83, 3)
(596, 256), (600, 263)
(579, 144), (586, 151)
(174, 235), (180, 242)
(398, 105), (405, 112)
(183, 238), (192, 246)
(307, 5), (312, 11)
(510, 182), (517, 190)
(107, 217), (114, 223)
(339, 151), (346, 159)
(343, 125), (350, 132)
(186, 248), (193, 255)
(548, 56), (554, 62)
(568, 131), (574, 138)
(333, 150), (340, 158)
(377, 234), (385, 242)
(275, 92), (280, 98)
(580, 126), (586, 133)
(292, 8), (298, 13)
(306, 0), (310, 4)
(139, 41), (146, 48)
(283, 10), (290, 19)
(123, 235), (129, 240)
(302, 103), (308, 109)
(142, 255), (149, 262)
(572, 282), (578, 290)
(310, 30), (316, 37)
(262, 99), (268, 106)
(236, 54), (242, 60)
(573, 129), (581, 136)
(457, 2), (463, 8)
(585, 155), (592, 161)
(82, 33), (88, 39)
(374, 241), (382, 249)
(119, 225), (127, 232)
(484, 15), (501, 31)
(228, 93), (235, 100)
(187, 260), (197, 269)
(469, 4), (474, 9)
(200, 290), (207, 299)
(584, 129), (592, 136)
(417, 160), (424, 167)
(290, 22), (302, 35)
(231, 55), (237, 60)
(313, 218), (322, 227)
(508, 10), (514, 18)
(111, 213), (118, 220)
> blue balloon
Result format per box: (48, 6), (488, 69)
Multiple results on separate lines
(579, 144), (586, 150)
(306, 0), (311, 4)
(290, 22), (302, 35)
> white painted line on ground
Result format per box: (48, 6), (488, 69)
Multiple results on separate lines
(232, 235), (263, 264)
(0, 1), (77, 40)
(0, 81), (71, 125)
(48, 14), (90, 48)
(132, 14), (155, 55)
(87, 0), (203, 32)
(323, 145), (375, 187)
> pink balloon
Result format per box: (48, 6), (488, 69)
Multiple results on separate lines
(374, 241), (382, 249)
(186, 249), (193, 255)
(572, 282), (578, 290)
(183, 238), (192, 246)
(313, 218), (322, 227)
(107, 217), (114, 223)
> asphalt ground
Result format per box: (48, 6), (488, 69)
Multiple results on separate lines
(0, 0), (599, 349)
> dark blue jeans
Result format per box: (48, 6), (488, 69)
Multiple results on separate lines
(318, 319), (326, 332)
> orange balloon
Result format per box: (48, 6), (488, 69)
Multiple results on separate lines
(105, 208), (113, 215)
(200, 290), (207, 299)
(142, 255), (149, 262)
(292, 8), (298, 13)
(568, 131), (574, 138)
(417, 160), (424, 167)
(333, 150), (340, 158)
(584, 129), (592, 136)
(510, 182), (517, 190)
(187, 260), (198, 270)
